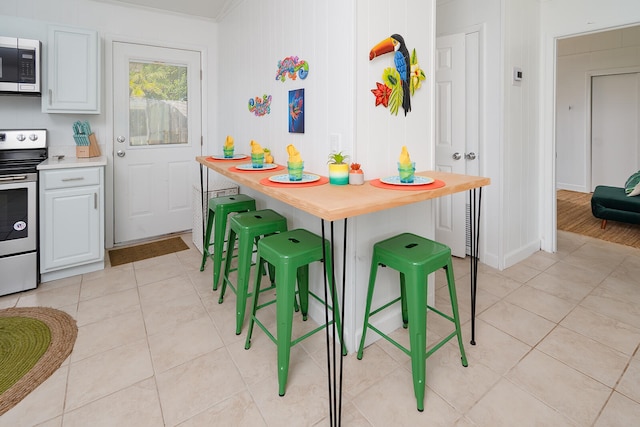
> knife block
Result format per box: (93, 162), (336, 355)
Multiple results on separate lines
(76, 133), (101, 158)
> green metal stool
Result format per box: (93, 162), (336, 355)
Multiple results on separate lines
(199, 194), (256, 291)
(220, 209), (288, 335)
(356, 232), (468, 412)
(244, 228), (345, 396)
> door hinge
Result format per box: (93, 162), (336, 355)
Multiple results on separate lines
(200, 136), (203, 146)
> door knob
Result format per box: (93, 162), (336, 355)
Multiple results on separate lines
(116, 150), (125, 157)
(117, 136), (126, 143)
(452, 152), (462, 160)
(465, 152), (477, 160)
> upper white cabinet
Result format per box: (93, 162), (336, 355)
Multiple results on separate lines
(42, 25), (101, 114)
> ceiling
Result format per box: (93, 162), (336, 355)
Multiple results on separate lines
(91, 0), (238, 21)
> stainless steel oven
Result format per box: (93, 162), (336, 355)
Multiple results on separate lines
(0, 129), (47, 295)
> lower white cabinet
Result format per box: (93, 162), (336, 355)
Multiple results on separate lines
(39, 165), (104, 281)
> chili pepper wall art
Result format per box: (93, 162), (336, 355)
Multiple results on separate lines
(248, 94), (272, 116)
(276, 56), (309, 82)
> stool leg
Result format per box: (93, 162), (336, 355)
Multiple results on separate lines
(357, 258), (380, 359)
(233, 231), (255, 335)
(296, 265), (309, 320)
(275, 265), (297, 396)
(400, 272), (408, 328)
(445, 262), (468, 367)
(219, 228), (236, 304)
(405, 270), (427, 412)
(212, 210), (229, 290)
(244, 256), (265, 350)
(200, 209), (215, 272)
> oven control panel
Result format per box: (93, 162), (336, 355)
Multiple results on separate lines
(0, 129), (47, 150)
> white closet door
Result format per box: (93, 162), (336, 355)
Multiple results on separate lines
(591, 73), (640, 190)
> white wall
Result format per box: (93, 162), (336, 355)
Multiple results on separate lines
(540, 0), (640, 252)
(436, 0), (503, 268)
(501, 0), (541, 268)
(556, 27), (640, 192)
(218, 0), (436, 352)
(354, 0), (436, 350)
(436, 0), (542, 270)
(0, 0), (219, 247)
(216, 0), (353, 178)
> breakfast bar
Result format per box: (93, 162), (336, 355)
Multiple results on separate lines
(196, 155), (489, 426)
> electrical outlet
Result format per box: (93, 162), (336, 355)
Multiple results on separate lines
(513, 67), (523, 86)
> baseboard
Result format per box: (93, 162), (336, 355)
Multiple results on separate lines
(503, 239), (541, 269)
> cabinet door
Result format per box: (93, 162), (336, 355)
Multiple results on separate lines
(41, 185), (102, 271)
(43, 26), (100, 113)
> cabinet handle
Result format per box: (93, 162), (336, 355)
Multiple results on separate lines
(94, 192), (97, 209)
(61, 177), (84, 182)
(49, 89), (52, 106)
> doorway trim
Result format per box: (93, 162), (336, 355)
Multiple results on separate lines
(103, 34), (209, 249)
(543, 24), (640, 254)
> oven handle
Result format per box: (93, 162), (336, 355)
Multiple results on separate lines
(0, 175), (28, 182)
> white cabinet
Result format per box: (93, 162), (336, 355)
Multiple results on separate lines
(42, 25), (100, 114)
(39, 166), (104, 281)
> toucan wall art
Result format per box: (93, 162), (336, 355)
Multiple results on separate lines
(369, 34), (425, 116)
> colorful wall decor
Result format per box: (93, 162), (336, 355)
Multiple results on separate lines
(288, 89), (305, 133)
(276, 56), (309, 82)
(369, 34), (425, 116)
(248, 94), (272, 116)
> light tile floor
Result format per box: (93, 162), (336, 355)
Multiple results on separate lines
(1, 231), (639, 426)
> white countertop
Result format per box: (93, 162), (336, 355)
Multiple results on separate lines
(37, 155), (108, 170)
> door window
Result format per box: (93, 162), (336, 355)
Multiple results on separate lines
(128, 62), (188, 147)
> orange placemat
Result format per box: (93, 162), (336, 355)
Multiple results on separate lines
(259, 176), (329, 188)
(229, 165), (285, 173)
(205, 155), (249, 162)
(370, 178), (446, 191)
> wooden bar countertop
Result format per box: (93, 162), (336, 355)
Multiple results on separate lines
(197, 156), (490, 222)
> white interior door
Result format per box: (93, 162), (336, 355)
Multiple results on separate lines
(435, 33), (466, 257)
(591, 73), (640, 190)
(113, 42), (202, 244)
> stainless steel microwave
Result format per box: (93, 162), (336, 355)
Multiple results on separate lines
(0, 37), (41, 95)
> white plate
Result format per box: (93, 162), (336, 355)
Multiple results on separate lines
(209, 154), (248, 160)
(235, 163), (279, 171)
(268, 173), (321, 184)
(380, 175), (435, 186)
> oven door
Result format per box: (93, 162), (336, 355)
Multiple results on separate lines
(0, 177), (36, 257)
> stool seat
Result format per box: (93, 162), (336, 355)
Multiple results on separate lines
(357, 232), (467, 412)
(244, 228), (345, 396)
(220, 209), (288, 334)
(199, 194), (256, 291)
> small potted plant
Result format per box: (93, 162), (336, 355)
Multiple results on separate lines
(327, 151), (350, 185)
(349, 162), (364, 185)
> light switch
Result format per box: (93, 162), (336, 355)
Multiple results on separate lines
(330, 133), (341, 152)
